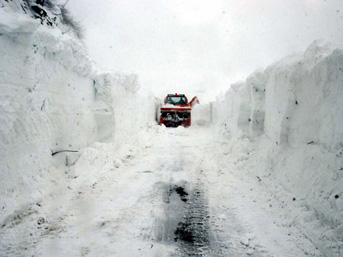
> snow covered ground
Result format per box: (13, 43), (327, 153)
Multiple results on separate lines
(212, 41), (343, 256)
(0, 0), (156, 236)
(1, 1), (343, 256)
(0, 125), (327, 257)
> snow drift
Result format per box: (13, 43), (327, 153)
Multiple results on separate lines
(0, 1), (156, 226)
(213, 40), (343, 256)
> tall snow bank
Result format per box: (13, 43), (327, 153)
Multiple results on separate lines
(214, 41), (343, 148)
(213, 41), (343, 256)
(0, 2), (156, 226)
(93, 73), (156, 144)
(264, 41), (343, 150)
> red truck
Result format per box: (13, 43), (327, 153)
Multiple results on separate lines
(159, 93), (199, 127)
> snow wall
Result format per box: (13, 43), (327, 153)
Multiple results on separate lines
(213, 41), (343, 253)
(0, 2), (156, 225)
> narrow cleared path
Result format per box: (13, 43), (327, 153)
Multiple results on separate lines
(0, 126), (321, 256)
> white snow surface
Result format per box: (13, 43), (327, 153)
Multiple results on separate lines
(212, 40), (343, 256)
(0, 125), (326, 257)
(1, 1), (343, 256)
(0, 1), (156, 230)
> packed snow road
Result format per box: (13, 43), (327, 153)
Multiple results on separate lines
(1, 125), (321, 256)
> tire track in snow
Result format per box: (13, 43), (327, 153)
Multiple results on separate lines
(173, 180), (211, 256)
(156, 170), (245, 256)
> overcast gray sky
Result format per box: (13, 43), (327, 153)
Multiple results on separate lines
(67, 0), (343, 102)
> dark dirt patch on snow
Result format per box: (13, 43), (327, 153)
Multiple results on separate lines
(155, 181), (212, 256)
(174, 186), (189, 202)
(173, 185), (211, 256)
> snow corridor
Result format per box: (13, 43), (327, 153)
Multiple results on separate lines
(0, 126), (322, 257)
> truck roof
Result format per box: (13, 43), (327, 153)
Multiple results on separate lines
(167, 94), (185, 97)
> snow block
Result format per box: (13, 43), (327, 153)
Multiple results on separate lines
(213, 40), (343, 255)
(0, 3), (156, 225)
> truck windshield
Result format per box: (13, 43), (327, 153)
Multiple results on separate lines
(167, 96), (187, 105)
